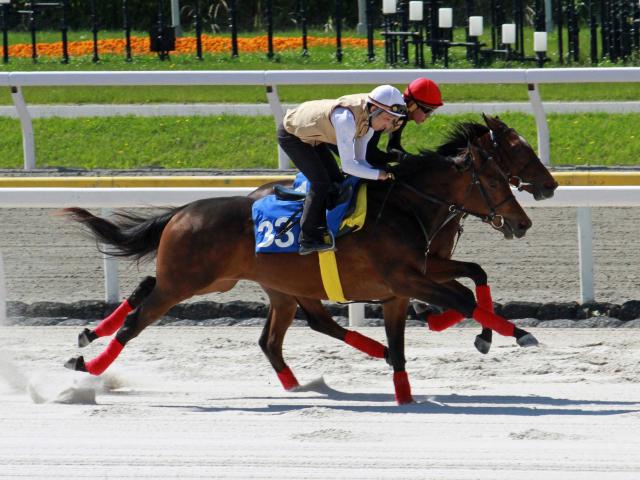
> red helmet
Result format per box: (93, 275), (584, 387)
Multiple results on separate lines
(404, 78), (443, 108)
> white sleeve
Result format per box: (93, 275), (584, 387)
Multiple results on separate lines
(330, 108), (381, 181)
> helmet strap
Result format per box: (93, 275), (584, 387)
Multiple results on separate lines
(368, 105), (384, 126)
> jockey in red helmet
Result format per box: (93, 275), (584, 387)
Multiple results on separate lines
(365, 77), (445, 167)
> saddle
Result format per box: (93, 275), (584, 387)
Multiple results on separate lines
(252, 173), (366, 254)
(274, 182), (353, 211)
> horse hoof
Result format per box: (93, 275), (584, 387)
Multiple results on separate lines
(474, 335), (492, 354)
(516, 333), (539, 348)
(64, 356), (87, 372)
(78, 328), (97, 348)
(411, 301), (443, 317)
(383, 347), (392, 366)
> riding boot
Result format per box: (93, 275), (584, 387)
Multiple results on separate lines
(298, 187), (334, 255)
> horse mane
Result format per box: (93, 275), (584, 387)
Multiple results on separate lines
(383, 121), (490, 180)
(436, 121), (490, 157)
(390, 148), (452, 179)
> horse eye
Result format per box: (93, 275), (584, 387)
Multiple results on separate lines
(489, 180), (498, 189)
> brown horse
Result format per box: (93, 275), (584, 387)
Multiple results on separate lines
(247, 115), (557, 355)
(63, 140), (535, 405)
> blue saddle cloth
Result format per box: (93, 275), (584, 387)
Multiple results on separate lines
(252, 173), (361, 253)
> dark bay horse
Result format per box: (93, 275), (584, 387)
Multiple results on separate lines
(63, 140), (535, 405)
(248, 114), (558, 355)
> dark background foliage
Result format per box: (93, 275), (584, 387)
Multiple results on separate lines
(2, 1), (540, 33)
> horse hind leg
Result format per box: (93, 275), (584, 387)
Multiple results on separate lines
(77, 276), (156, 348)
(297, 298), (387, 359)
(65, 282), (180, 376)
(258, 290), (300, 391)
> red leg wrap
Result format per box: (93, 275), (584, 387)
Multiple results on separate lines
(85, 338), (124, 376)
(393, 371), (413, 405)
(277, 367), (299, 391)
(94, 300), (133, 338)
(476, 285), (494, 313)
(426, 310), (465, 331)
(344, 330), (386, 358)
(472, 306), (515, 337)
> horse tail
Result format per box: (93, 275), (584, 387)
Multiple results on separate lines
(61, 207), (184, 262)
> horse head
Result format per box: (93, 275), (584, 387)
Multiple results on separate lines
(437, 117), (558, 201)
(455, 141), (533, 239)
(481, 114), (559, 200)
(392, 142), (532, 240)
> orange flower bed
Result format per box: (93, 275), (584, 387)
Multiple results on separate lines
(7, 35), (384, 58)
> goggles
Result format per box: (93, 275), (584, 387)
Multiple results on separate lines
(409, 101), (437, 117)
(368, 98), (408, 118)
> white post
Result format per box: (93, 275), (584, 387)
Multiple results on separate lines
(10, 87), (36, 170)
(577, 207), (595, 303)
(265, 85), (290, 169)
(0, 251), (6, 325)
(356, 0), (367, 35)
(171, 0), (182, 37)
(101, 208), (121, 303)
(526, 83), (550, 166)
(545, 0), (553, 33)
(348, 303), (366, 327)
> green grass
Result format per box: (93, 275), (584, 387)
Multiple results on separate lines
(1, 28), (639, 169)
(2, 27), (640, 105)
(1, 112), (638, 169)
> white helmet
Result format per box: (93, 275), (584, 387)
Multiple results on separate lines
(367, 85), (407, 118)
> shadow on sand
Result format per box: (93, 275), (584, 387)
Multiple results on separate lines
(154, 377), (640, 417)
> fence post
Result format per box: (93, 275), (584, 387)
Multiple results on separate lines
(171, 0), (182, 37)
(526, 82), (550, 166)
(348, 303), (365, 327)
(265, 85), (290, 169)
(10, 86), (36, 170)
(101, 208), (121, 303)
(577, 207), (595, 303)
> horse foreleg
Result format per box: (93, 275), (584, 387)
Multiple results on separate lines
(382, 298), (413, 405)
(77, 276), (156, 348)
(416, 258), (505, 353)
(392, 273), (538, 349)
(259, 289), (300, 391)
(296, 297), (387, 359)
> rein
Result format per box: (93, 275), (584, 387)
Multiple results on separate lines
(395, 149), (517, 273)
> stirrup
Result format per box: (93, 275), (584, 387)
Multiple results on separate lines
(298, 231), (336, 255)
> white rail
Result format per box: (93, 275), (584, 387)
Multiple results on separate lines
(3, 68), (640, 169)
(1, 186), (639, 325)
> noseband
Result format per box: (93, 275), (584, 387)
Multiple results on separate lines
(398, 147), (517, 229)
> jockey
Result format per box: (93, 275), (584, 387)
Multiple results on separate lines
(366, 77), (444, 167)
(278, 84), (406, 255)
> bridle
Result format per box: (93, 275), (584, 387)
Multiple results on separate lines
(398, 146), (517, 229)
(488, 127), (538, 192)
(390, 145), (519, 272)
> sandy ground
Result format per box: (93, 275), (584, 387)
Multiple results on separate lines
(0, 206), (639, 305)
(1, 326), (639, 479)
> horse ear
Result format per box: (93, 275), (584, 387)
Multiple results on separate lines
(482, 113), (496, 129)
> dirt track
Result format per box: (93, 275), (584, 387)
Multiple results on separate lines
(0, 204), (638, 305)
